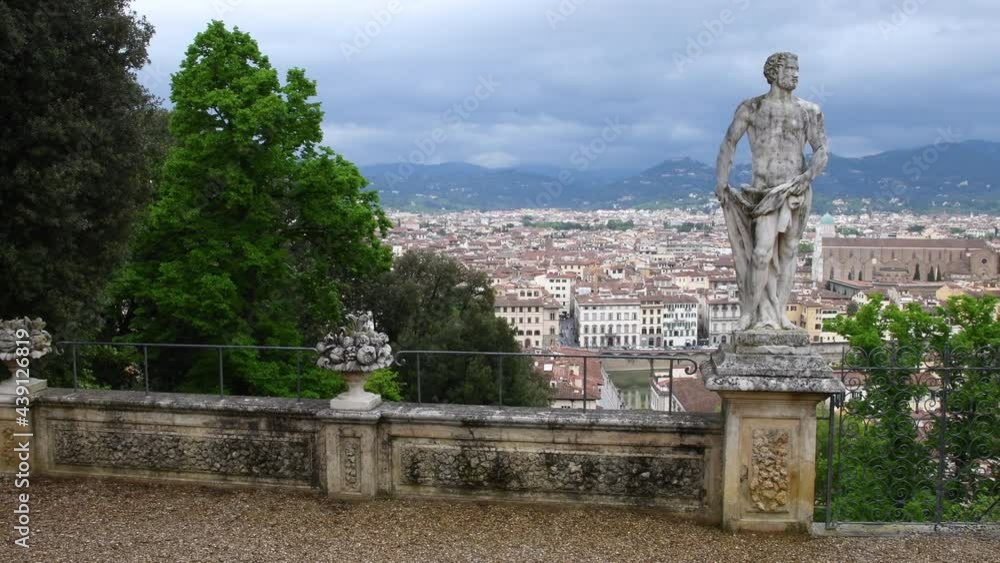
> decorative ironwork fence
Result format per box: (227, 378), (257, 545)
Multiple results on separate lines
(392, 349), (699, 410)
(819, 344), (1000, 529)
(51, 341), (700, 411)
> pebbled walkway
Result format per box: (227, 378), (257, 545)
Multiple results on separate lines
(3, 477), (999, 562)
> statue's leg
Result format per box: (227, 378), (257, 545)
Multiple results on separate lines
(776, 230), (799, 329)
(776, 200), (808, 330)
(759, 253), (782, 329)
(741, 213), (778, 330)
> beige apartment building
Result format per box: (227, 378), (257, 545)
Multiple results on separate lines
(494, 287), (561, 349)
(785, 299), (847, 344)
(534, 272), (576, 316)
(639, 294), (665, 348)
(575, 293), (642, 349)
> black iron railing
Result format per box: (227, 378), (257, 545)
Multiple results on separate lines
(54, 341), (701, 411)
(393, 349), (699, 411)
(58, 341), (314, 400)
(819, 344), (1000, 529)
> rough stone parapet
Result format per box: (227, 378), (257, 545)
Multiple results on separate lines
(39, 389), (331, 416)
(31, 388), (723, 518)
(377, 403), (722, 432)
(38, 390), (722, 430)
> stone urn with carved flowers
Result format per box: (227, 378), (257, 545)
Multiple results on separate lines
(0, 317), (52, 397)
(316, 312), (393, 410)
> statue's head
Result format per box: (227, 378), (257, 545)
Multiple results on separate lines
(764, 52), (798, 92)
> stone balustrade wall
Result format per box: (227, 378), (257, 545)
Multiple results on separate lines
(26, 389), (723, 522)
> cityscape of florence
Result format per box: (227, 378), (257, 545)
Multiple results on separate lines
(1, 0), (998, 560)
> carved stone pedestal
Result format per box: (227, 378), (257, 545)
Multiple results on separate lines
(321, 409), (380, 499)
(329, 371), (382, 411)
(0, 362), (47, 473)
(704, 329), (843, 532)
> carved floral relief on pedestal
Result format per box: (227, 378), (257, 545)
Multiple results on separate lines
(341, 436), (361, 491)
(749, 428), (789, 512)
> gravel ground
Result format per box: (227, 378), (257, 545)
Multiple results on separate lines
(2, 477), (999, 562)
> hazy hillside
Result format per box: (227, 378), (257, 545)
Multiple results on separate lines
(361, 141), (1000, 213)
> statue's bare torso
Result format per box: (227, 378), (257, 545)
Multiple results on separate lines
(741, 96), (820, 191)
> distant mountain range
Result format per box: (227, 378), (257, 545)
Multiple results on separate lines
(360, 140), (1000, 213)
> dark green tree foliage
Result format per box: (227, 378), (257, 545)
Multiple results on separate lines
(932, 296), (1000, 520)
(605, 219), (634, 231)
(673, 222), (709, 233)
(356, 251), (549, 407)
(108, 22), (391, 397)
(0, 1), (166, 337)
(364, 369), (404, 402)
(825, 295), (940, 521)
(822, 294), (999, 522)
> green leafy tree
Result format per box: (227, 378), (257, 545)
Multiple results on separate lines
(0, 1), (167, 338)
(605, 219), (635, 231)
(823, 294), (999, 522)
(672, 221), (711, 233)
(931, 296), (1000, 519)
(106, 22), (391, 397)
(825, 294), (942, 521)
(353, 250), (549, 407)
(364, 368), (404, 402)
(846, 301), (860, 316)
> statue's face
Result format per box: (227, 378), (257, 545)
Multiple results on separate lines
(776, 59), (799, 91)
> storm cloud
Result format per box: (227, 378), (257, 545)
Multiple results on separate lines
(133, 0), (1000, 170)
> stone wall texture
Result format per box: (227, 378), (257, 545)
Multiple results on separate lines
(29, 390), (723, 521)
(399, 444), (704, 500)
(52, 425), (314, 482)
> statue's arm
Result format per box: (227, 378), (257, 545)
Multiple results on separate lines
(715, 101), (751, 198)
(804, 105), (829, 182)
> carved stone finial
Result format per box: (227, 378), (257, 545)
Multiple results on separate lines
(0, 317), (52, 362)
(315, 312), (393, 373)
(0, 317), (52, 396)
(316, 312), (392, 411)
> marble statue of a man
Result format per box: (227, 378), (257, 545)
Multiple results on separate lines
(715, 52), (828, 331)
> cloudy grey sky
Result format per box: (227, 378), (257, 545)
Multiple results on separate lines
(133, 0), (1000, 170)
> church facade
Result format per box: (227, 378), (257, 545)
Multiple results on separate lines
(818, 238), (998, 283)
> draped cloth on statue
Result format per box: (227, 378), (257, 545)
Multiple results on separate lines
(720, 181), (811, 325)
